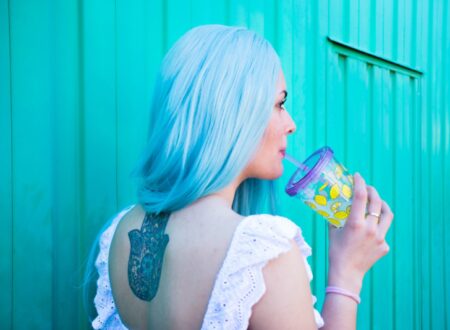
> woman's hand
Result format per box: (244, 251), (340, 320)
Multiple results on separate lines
(327, 172), (394, 294)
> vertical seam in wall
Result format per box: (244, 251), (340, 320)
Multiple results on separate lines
(114, 0), (118, 209)
(411, 76), (417, 330)
(77, 0), (86, 325)
(418, 76), (423, 330)
(427, 1), (433, 327)
(7, 0), (14, 327)
(368, 63), (374, 330)
(441, 1), (448, 328)
(391, 70), (396, 330)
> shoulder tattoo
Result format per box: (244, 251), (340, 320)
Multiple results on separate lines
(128, 212), (170, 301)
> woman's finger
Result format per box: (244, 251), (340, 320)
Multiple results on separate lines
(365, 185), (382, 227)
(347, 173), (368, 226)
(378, 200), (394, 237)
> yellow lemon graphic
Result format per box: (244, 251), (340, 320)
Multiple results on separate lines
(331, 202), (341, 212)
(334, 211), (349, 219)
(319, 182), (329, 191)
(346, 205), (352, 214)
(305, 201), (317, 210)
(330, 184), (340, 199)
(328, 218), (341, 227)
(342, 185), (352, 199)
(318, 210), (330, 218)
(335, 165), (343, 179)
(314, 195), (327, 206)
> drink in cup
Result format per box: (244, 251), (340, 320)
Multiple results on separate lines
(285, 146), (354, 228)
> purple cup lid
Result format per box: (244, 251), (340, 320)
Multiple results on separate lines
(285, 146), (334, 196)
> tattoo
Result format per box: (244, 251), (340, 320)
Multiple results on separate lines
(128, 212), (170, 301)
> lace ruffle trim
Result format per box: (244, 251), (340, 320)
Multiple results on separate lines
(201, 214), (324, 329)
(92, 207), (133, 330)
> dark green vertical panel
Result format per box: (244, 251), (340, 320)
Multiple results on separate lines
(52, 0), (82, 327)
(371, 66), (395, 330)
(393, 74), (414, 329)
(345, 58), (371, 329)
(411, 76), (422, 330)
(421, 1), (433, 328)
(444, 2), (450, 327)
(370, 66), (393, 329)
(10, 0), (53, 328)
(0, 0), (12, 328)
(430, 1), (446, 327)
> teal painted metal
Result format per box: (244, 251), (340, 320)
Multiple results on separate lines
(0, 0), (449, 329)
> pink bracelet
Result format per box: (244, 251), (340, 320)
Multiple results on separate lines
(325, 286), (361, 304)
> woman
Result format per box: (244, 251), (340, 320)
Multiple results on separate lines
(88, 24), (393, 329)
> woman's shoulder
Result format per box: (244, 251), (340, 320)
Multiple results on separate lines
(235, 213), (311, 255)
(200, 213), (321, 329)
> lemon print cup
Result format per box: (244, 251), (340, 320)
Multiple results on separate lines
(285, 146), (354, 228)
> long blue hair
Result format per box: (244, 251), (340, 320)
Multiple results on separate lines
(135, 24), (282, 215)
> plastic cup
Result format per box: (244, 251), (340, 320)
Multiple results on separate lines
(285, 146), (354, 228)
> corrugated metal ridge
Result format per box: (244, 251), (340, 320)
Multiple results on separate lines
(327, 36), (423, 78)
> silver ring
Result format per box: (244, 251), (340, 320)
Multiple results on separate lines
(365, 211), (381, 218)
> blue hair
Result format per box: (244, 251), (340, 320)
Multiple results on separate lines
(135, 24), (282, 215)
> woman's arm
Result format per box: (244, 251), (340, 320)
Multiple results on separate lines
(249, 240), (319, 330)
(321, 172), (393, 329)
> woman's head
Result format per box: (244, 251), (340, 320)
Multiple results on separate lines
(242, 70), (296, 180)
(135, 24), (293, 215)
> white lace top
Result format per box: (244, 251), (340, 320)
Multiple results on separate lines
(92, 206), (325, 329)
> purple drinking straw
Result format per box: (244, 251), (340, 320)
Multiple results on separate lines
(284, 153), (309, 171)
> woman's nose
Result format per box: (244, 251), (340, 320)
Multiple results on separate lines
(286, 112), (297, 134)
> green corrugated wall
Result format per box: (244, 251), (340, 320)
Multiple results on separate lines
(1, 0), (449, 329)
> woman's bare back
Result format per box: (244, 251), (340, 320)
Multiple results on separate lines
(109, 197), (244, 329)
